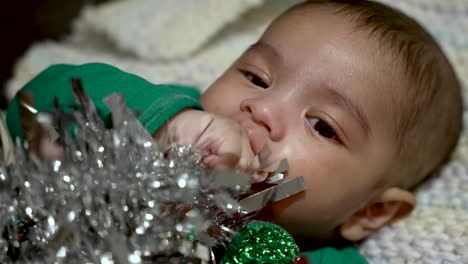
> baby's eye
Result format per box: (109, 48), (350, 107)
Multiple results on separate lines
(308, 117), (338, 141)
(242, 71), (269, 89)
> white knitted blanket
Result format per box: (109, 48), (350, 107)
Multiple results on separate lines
(6, 0), (468, 262)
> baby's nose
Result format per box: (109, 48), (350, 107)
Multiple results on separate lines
(240, 96), (285, 141)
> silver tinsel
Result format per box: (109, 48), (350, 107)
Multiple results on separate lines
(0, 80), (253, 263)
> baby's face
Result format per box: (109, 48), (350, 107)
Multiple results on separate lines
(200, 7), (399, 238)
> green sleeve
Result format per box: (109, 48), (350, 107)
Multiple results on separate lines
(301, 247), (368, 264)
(6, 63), (204, 141)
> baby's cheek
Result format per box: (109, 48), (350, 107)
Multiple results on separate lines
(267, 193), (344, 238)
(287, 149), (342, 185)
(284, 156), (356, 207)
(200, 94), (229, 115)
(199, 94), (215, 110)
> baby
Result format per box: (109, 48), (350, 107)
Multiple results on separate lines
(5, 0), (462, 262)
(177, 0), (462, 244)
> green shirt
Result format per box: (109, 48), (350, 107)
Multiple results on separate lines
(5, 63), (367, 264)
(6, 63), (203, 141)
(301, 247), (368, 264)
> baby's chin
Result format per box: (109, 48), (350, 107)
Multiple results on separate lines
(252, 194), (343, 241)
(256, 206), (343, 250)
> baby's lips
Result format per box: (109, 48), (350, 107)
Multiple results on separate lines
(202, 153), (240, 169)
(257, 144), (272, 167)
(251, 170), (269, 183)
(238, 115), (269, 156)
(250, 158), (289, 185)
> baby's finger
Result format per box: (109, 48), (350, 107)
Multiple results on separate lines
(237, 129), (263, 182)
(38, 139), (64, 160)
(251, 170), (269, 183)
(203, 153), (240, 170)
(30, 121), (64, 160)
(237, 129), (255, 169)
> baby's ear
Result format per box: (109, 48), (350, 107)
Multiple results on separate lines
(339, 188), (415, 241)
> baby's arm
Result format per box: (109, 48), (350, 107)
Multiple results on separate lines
(6, 63), (203, 161)
(6, 63), (260, 177)
(6, 63), (203, 142)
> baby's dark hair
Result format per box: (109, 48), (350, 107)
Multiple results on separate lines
(294, 0), (463, 188)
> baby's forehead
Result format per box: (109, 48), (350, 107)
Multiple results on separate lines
(267, 5), (395, 62)
(254, 5), (410, 133)
(276, 4), (401, 53)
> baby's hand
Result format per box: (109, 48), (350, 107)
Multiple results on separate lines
(157, 110), (261, 178)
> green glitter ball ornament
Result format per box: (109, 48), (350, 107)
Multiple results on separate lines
(221, 221), (299, 264)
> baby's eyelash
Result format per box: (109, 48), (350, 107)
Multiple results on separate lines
(240, 70), (270, 89)
(307, 117), (340, 142)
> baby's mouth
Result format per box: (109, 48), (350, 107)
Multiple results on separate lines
(256, 144), (272, 167)
(245, 127), (266, 157)
(259, 158), (289, 182)
(251, 144), (289, 183)
(238, 159), (305, 215)
(234, 113), (267, 156)
(233, 113), (288, 181)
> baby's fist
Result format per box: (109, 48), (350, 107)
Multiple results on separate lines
(157, 110), (260, 174)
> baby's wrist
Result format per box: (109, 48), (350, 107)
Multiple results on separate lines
(153, 109), (213, 146)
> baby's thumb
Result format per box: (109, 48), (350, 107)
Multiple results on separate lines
(37, 139), (64, 160)
(202, 153), (240, 170)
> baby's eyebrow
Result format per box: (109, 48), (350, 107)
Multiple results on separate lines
(247, 41), (283, 65)
(324, 86), (371, 137)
